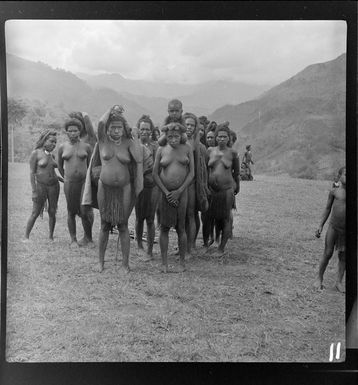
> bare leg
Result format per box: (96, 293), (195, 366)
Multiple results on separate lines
(186, 184), (196, 258)
(160, 226), (170, 273)
(218, 218), (231, 253)
(67, 212), (77, 244)
(25, 202), (43, 239)
(177, 226), (187, 272)
(118, 223), (130, 272)
(79, 205), (94, 246)
(229, 211), (234, 239)
(47, 183), (59, 240)
(314, 225), (336, 289)
(98, 220), (110, 272)
(335, 251), (345, 292)
(194, 210), (200, 249)
(135, 217), (144, 250)
(48, 208), (56, 241)
(145, 218), (155, 261)
(202, 211), (210, 247)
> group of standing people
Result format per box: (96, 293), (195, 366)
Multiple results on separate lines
(24, 100), (243, 273)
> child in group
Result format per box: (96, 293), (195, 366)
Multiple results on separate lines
(314, 166), (346, 292)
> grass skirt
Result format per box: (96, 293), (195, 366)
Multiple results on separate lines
(98, 180), (130, 226)
(209, 187), (234, 220)
(158, 189), (188, 229)
(135, 185), (159, 221)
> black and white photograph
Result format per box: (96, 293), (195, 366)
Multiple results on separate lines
(3, 16), (351, 364)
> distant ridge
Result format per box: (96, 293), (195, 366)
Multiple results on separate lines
(210, 54), (346, 179)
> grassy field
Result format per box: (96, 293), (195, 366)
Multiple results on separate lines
(6, 162), (345, 362)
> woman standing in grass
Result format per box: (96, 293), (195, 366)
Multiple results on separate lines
(204, 125), (240, 255)
(24, 129), (61, 241)
(95, 105), (143, 272)
(153, 122), (194, 273)
(57, 117), (93, 247)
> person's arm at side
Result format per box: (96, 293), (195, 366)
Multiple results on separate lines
(29, 151), (38, 201)
(57, 144), (65, 179)
(316, 189), (334, 236)
(167, 145), (195, 202)
(85, 143), (93, 168)
(152, 147), (169, 196)
(53, 151), (64, 183)
(232, 150), (240, 194)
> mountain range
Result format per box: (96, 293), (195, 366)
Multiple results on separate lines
(210, 54), (346, 179)
(6, 52), (346, 179)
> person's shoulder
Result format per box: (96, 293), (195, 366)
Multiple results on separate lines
(231, 149), (238, 158)
(328, 187), (337, 197)
(31, 148), (41, 157)
(183, 142), (193, 151)
(198, 142), (207, 152)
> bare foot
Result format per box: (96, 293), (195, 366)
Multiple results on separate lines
(334, 282), (345, 293)
(160, 265), (169, 273)
(177, 264), (186, 273)
(22, 238), (31, 243)
(98, 263), (104, 273)
(143, 253), (153, 262)
(78, 238), (94, 247)
(121, 266), (131, 274)
(69, 241), (79, 249)
(313, 279), (324, 290)
(210, 249), (225, 258)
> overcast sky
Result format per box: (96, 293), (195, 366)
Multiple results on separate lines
(5, 20), (346, 86)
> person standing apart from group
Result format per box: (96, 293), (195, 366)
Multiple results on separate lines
(57, 117), (94, 247)
(242, 144), (254, 180)
(24, 129), (61, 241)
(314, 166), (346, 292)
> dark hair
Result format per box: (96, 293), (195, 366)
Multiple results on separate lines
(64, 117), (83, 132)
(136, 115), (155, 132)
(183, 112), (200, 138)
(168, 99), (183, 110)
(161, 122), (187, 144)
(230, 130), (237, 144)
(337, 166), (346, 176)
(35, 129), (57, 149)
(105, 105), (131, 138)
(152, 127), (160, 141)
(215, 124), (231, 138)
(246, 145), (251, 150)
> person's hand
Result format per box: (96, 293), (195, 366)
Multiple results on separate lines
(234, 185), (240, 195)
(32, 191), (38, 202)
(315, 227), (322, 238)
(166, 191), (179, 207)
(167, 189), (181, 203)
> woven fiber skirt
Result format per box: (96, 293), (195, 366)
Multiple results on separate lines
(97, 180), (134, 226)
(158, 188), (188, 229)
